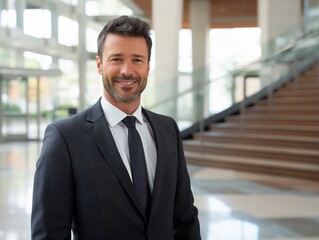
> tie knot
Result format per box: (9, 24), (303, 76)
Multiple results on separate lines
(122, 116), (137, 129)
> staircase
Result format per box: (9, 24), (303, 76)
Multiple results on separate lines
(183, 66), (319, 181)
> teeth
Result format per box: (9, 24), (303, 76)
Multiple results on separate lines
(121, 81), (134, 85)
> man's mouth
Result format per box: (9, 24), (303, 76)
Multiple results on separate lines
(120, 81), (136, 85)
(116, 80), (138, 88)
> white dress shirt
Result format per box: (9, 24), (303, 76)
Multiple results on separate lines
(100, 97), (157, 191)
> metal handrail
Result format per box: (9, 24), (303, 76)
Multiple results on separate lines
(146, 17), (319, 112)
(145, 44), (295, 111)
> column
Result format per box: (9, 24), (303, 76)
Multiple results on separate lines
(258, 0), (302, 56)
(50, 3), (59, 69)
(15, 0), (25, 31)
(15, 0), (26, 67)
(50, 1), (59, 45)
(0, 0), (7, 26)
(303, 0), (319, 25)
(190, 0), (210, 123)
(77, 0), (88, 111)
(258, 0), (302, 87)
(152, 0), (183, 118)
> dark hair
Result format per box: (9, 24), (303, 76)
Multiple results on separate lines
(97, 15), (152, 61)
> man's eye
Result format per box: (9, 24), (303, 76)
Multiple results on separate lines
(111, 58), (122, 62)
(133, 59), (143, 63)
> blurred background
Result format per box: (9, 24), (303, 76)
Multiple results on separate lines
(1, 0), (319, 239)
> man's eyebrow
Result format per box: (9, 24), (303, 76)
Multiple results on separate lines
(108, 53), (123, 58)
(132, 54), (146, 59)
(107, 53), (146, 60)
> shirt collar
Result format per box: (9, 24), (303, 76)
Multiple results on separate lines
(100, 97), (144, 127)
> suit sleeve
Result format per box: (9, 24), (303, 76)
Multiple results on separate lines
(31, 123), (74, 240)
(172, 120), (201, 240)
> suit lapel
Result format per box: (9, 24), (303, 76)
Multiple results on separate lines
(86, 100), (146, 219)
(142, 109), (167, 223)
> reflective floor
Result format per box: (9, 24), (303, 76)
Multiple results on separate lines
(1, 141), (319, 240)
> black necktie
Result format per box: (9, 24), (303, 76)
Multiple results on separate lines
(122, 116), (151, 217)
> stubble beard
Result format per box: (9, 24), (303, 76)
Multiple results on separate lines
(102, 75), (146, 103)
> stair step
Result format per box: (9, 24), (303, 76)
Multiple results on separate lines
(256, 99), (319, 106)
(246, 108), (319, 116)
(226, 117), (319, 126)
(228, 114), (319, 121)
(295, 75), (318, 83)
(275, 89), (319, 97)
(279, 87), (319, 94)
(185, 152), (319, 181)
(300, 71), (319, 77)
(283, 83), (319, 90)
(251, 105), (319, 111)
(210, 123), (319, 137)
(184, 65), (319, 181)
(193, 132), (319, 150)
(298, 71), (319, 75)
(212, 123), (319, 131)
(297, 79), (319, 84)
(183, 140), (319, 163)
(272, 94), (319, 100)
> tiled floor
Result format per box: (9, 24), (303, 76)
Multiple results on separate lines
(1, 141), (319, 240)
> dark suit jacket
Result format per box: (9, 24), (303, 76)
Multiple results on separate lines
(31, 99), (201, 240)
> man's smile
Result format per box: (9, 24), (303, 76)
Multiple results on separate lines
(116, 80), (138, 87)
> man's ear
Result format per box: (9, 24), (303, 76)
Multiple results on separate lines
(96, 55), (102, 75)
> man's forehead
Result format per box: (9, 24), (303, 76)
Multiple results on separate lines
(103, 35), (148, 56)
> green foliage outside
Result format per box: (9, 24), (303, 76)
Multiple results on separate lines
(3, 103), (22, 115)
(42, 104), (78, 120)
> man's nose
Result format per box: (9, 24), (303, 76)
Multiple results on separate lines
(120, 62), (134, 76)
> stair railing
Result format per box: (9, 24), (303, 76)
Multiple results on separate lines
(145, 20), (319, 136)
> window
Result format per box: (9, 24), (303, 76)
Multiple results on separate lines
(23, 9), (51, 38)
(58, 16), (79, 46)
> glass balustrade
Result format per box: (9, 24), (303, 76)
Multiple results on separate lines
(145, 20), (319, 132)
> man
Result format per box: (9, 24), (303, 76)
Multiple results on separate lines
(31, 15), (201, 240)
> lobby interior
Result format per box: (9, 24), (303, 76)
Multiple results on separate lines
(1, 0), (319, 239)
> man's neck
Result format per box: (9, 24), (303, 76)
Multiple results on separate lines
(103, 94), (140, 115)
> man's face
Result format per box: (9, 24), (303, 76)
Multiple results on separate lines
(96, 33), (150, 106)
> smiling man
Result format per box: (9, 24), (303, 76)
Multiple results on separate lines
(97, 32), (149, 113)
(31, 16), (201, 240)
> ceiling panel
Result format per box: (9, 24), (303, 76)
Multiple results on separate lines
(132, 0), (258, 28)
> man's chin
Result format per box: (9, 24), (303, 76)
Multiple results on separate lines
(113, 94), (140, 104)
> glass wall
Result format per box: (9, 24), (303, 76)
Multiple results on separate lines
(1, 77), (28, 140)
(0, 0), (274, 140)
